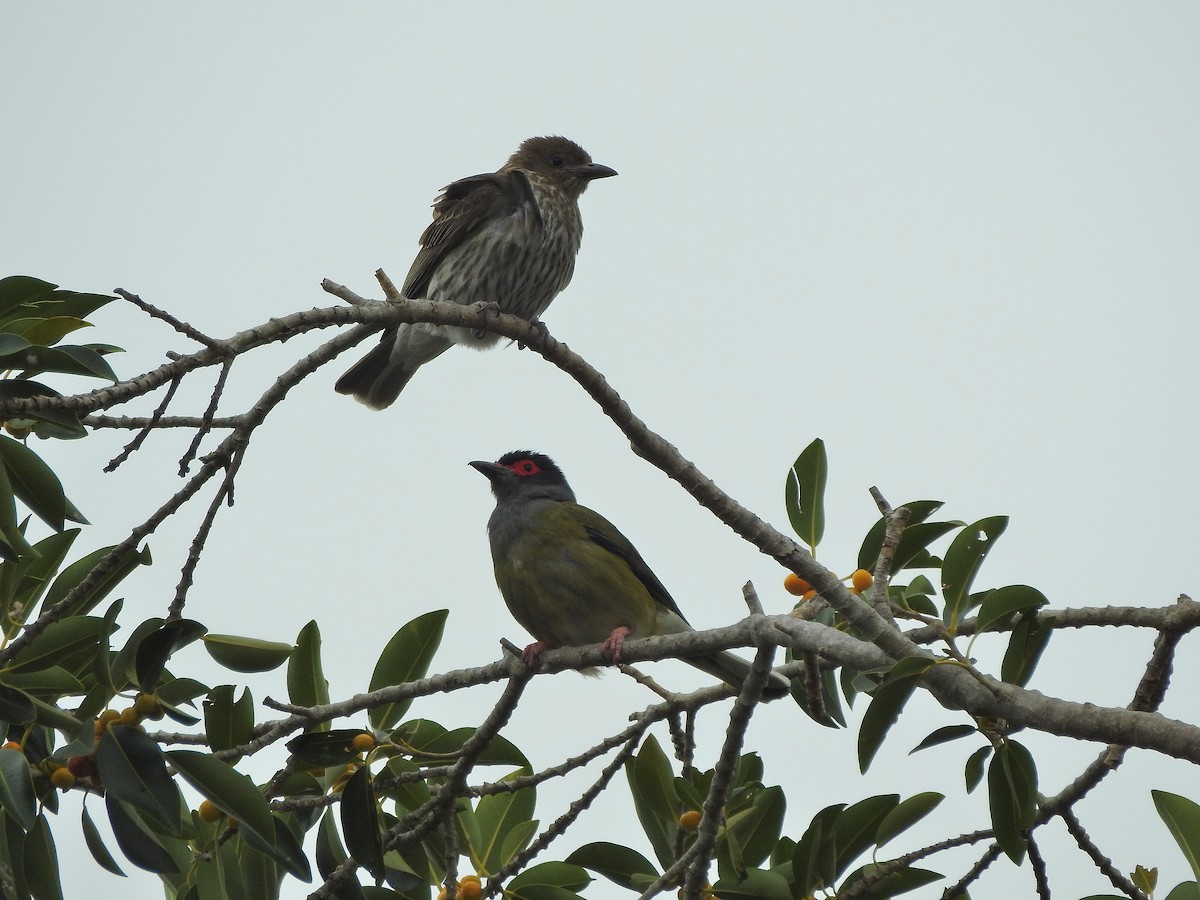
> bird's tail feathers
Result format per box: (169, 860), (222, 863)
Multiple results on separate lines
(334, 325), (453, 410)
(686, 651), (791, 701)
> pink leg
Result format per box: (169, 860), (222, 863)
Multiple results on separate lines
(599, 626), (632, 663)
(522, 641), (548, 667)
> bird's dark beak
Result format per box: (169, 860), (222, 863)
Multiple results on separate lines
(469, 460), (508, 481)
(576, 163), (617, 181)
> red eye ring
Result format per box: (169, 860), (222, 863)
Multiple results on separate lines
(510, 460), (540, 476)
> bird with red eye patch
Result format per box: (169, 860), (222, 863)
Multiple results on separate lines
(335, 136), (617, 409)
(469, 451), (791, 700)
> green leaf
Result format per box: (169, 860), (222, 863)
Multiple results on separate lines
(341, 765), (383, 880)
(0, 436), (76, 531)
(857, 501), (955, 572)
(988, 740), (1037, 863)
(0, 529), (78, 630)
(104, 796), (180, 874)
(875, 792), (944, 849)
(792, 806), (842, 893)
(507, 861), (591, 893)
(1001, 611), (1054, 687)
(910, 725), (977, 754)
(315, 809), (356, 887)
(110, 617), (165, 690)
(624, 734), (680, 869)
(832, 794), (899, 874)
(24, 814), (63, 900)
(40, 542), (150, 620)
(0, 684), (37, 722)
(287, 620), (329, 710)
(14, 317), (89, 347)
(0, 746), (36, 830)
(203, 633), (292, 674)
(286, 729), (374, 768)
(473, 774), (536, 875)
(566, 842), (658, 890)
(167, 750), (276, 848)
(81, 805), (126, 877)
(712, 868), (792, 900)
(237, 813), (313, 883)
(136, 619), (207, 691)
(7, 616), (105, 674)
(784, 439), (827, 550)
(858, 665), (929, 773)
(724, 785), (786, 868)
(975, 584), (1048, 635)
(1164, 883), (1200, 900)
(1153, 790), (1200, 881)
(965, 745), (991, 793)
(12, 344), (118, 381)
(202, 685), (255, 754)
(368, 610), (448, 730)
(839, 863), (944, 899)
(0, 277), (58, 316)
(96, 724), (181, 834)
(941, 516), (1008, 628)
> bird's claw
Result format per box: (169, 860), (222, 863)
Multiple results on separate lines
(518, 319), (549, 350)
(472, 301), (503, 339)
(599, 626), (632, 664)
(521, 641), (548, 668)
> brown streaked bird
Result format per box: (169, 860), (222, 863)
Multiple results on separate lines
(335, 136), (617, 409)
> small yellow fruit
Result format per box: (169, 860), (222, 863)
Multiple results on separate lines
(458, 879), (483, 900)
(50, 768), (76, 790)
(801, 589), (817, 600)
(851, 568), (873, 593)
(783, 573), (810, 596)
(119, 707), (142, 727)
(198, 799), (224, 823)
(134, 692), (164, 720)
(351, 733), (376, 752)
(678, 809), (702, 832)
(1, 741), (21, 751)
(437, 889), (448, 900)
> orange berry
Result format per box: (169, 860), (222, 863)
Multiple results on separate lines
(50, 768), (75, 790)
(1, 741), (21, 751)
(198, 799), (224, 823)
(460, 875), (482, 885)
(437, 889), (448, 900)
(851, 568), (873, 593)
(801, 589), (817, 600)
(783, 573), (810, 596)
(119, 707), (142, 727)
(458, 879), (482, 900)
(351, 733), (376, 752)
(678, 810), (702, 832)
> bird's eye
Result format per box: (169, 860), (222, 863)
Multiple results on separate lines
(512, 460), (540, 475)
(549, 155), (565, 167)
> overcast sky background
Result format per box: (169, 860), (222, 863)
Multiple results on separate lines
(5, 4), (1199, 898)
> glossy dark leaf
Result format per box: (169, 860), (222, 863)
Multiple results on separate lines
(1001, 612), (1054, 687)
(725, 785), (786, 868)
(0, 276), (58, 315)
(839, 863), (944, 899)
(342, 765), (384, 881)
(988, 740), (1037, 863)
(237, 814), (313, 883)
(0, 746), (36, 830)
(712, 868), (792, 900)
(1152, 790), (1200, 881)
(203, 633), (293, 673)
(507, 861), (592, 893)
(832, 794), (899, 874)
(784, 439), (827, 550)
(566, 842), (658, 891)
(792, 805), (843, 894)
(7, 617), (105, 674)
(858, 665), (928, 773)
(203, 685), (255, 754)
(941, 516), (1008, 628)
(976, 584), (1048, 635)
(964, 745), (991, 793)
(105, 796), (180, 874)
(0, 529), (78, 629)
(910, 725), (977, 754)
(23, 814), (63, 900)
(13, 345), (117, 381)
(81, 805), (126, 877)
(286, 729), (372, 768)
(474, 776), (536, 874)
(288, 620), (330, 710)
(96, 724), (181, 834)
(40, 542), (150, 620)
(624, 734), (680, 869)
(368, 610), (448, 730)
(0, 436), (73, 531)
(876, 792), (944, 848)
(136, 619), (207, 691)
(0, 685), (36, 723)
(166, 750), (275, 848)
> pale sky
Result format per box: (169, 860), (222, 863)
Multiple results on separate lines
(5, 4), (1199, 898)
